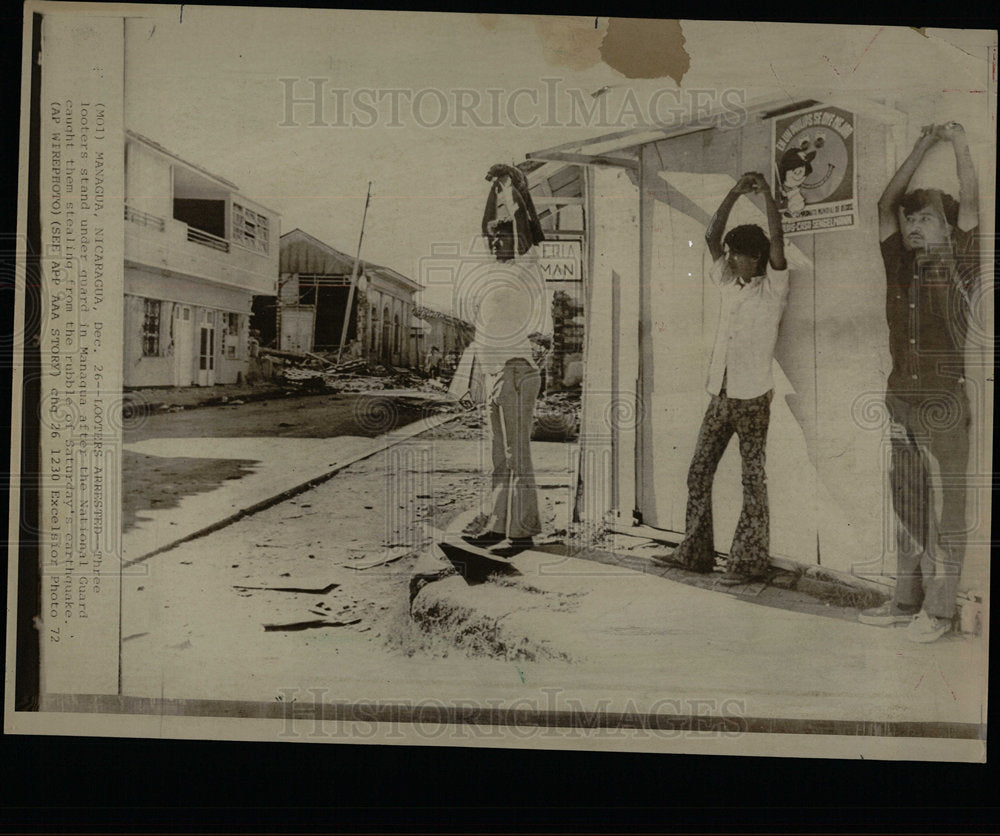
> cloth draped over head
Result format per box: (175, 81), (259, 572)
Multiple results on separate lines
(482, 163), (545, 261)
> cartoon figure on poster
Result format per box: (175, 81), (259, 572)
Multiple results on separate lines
(777, 145), (816, 215)
(772, 105), (857, 235)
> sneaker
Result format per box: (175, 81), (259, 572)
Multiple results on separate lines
(858, 601), (917, 626)
(906, 610), (952, 643)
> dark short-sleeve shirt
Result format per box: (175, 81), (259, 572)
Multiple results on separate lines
(881, 226), (979, 395)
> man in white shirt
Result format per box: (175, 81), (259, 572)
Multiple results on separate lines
(463, 167), (546, 555)
(666, 172), (789, 584)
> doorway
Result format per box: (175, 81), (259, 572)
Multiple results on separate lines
(636, 129), (821, 565)
(198, 310), (216, 386)
(173, 305), (193, 386)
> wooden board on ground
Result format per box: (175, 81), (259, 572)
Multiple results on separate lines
(342, 546), (418, 570)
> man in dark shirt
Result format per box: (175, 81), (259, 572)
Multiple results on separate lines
(859, 122), (979, 643)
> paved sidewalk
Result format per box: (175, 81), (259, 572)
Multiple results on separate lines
(411, 546), (986, 728)
(122, 414), (461, 563)
(117, 437), (581, 703)
(112, 414), (985, 746)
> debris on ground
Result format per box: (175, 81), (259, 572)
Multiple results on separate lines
(533, 390), (581, 441)
(263, 349), (461, 406)
(262, 618), (363, 632)
(231, 582), (340, 594)
(613, 536), (890, 615)
(344, 547), (419, 571)
(123, 382), (304, 416)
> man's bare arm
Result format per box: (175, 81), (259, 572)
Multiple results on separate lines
(878, 127), (937, 242)
(752, 172), (787, 271)
(706, 173), (754, 261)
(939, 122), (978, 232)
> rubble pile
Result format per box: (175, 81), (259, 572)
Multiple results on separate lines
(532, 391), (581, 441)
(262, 348), (443, 395)
(548, 290), (585, 390)
(422, 391), (580, 442)
(416, 404), (486, 440)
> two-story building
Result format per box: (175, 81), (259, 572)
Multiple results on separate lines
(123, 130), (280, 388)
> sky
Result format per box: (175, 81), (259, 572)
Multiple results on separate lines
(123, 9), (995, 312)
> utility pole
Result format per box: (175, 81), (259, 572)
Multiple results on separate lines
(336, 181), (372, 365)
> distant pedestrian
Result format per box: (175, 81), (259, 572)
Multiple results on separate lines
(425, 345), (442, 377)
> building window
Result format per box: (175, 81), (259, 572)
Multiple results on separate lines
(226, 312), (241, 359)
(232, 202), (269, 254)
(370, 305), (378, 351)
(394, 314), (401, 355)
(142, 299), (162, 357)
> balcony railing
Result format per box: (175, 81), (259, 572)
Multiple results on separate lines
(187, 226), (230, 253)
(124, 204), (165, 231)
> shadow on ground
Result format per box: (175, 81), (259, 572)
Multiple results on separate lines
(122, 452), (259, 532)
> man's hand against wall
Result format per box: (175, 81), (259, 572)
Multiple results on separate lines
(732, 173), (757, 195)
(936, 121), (966, 143)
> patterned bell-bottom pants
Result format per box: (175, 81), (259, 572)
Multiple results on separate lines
(673, 388), (773, 576)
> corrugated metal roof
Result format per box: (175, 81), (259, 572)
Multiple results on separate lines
(280, 228), (357, 275)
(280, 228), (425, 293)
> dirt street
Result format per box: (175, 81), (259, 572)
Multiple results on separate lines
(124, 392), (429, 443)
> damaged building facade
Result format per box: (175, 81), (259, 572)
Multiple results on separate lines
(256, 228), (424, 368)
(411, 306), (475, 368)
(123, 131), (281, 388)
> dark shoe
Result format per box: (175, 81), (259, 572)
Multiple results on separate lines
(651, 552), (714, 574)
(488, 537), (534, 558)
(461, 531), (505, 549)
(716, 570), (765, 587)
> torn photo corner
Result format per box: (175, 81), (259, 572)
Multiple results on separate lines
(6, 4), (994, 761)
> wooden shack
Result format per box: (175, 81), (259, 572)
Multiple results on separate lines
(528, 91), (993, 597)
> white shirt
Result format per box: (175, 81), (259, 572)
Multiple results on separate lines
(706, 256), (789, 399)
(470, 247), (546, 375)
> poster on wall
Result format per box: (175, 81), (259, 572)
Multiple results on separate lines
(772, 104), (858, 236)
